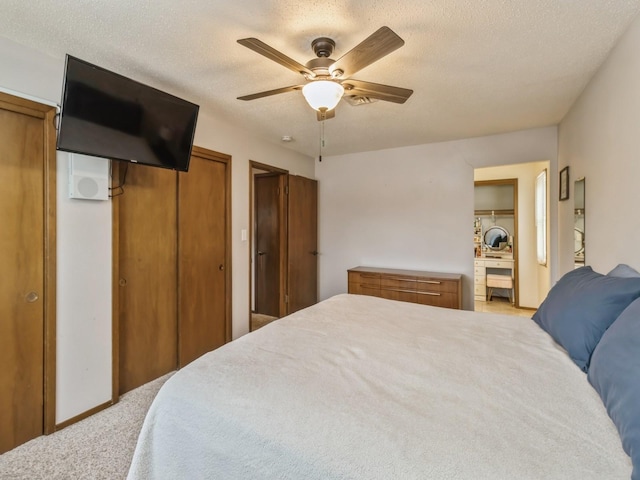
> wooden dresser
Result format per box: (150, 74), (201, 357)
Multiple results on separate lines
(348, 266), (462, 310)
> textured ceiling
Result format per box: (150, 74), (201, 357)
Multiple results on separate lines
(1, 0), (639, 157)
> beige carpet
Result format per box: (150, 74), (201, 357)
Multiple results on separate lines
(251, 312), (278, 331)
(0, 372), (173, 480)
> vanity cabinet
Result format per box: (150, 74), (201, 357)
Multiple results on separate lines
(474, 257), (514, 302)
(348, 266), (462, 310)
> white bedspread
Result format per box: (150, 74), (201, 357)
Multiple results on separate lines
(128, 294), (631, 479)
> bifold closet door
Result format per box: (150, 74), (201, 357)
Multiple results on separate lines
(117, 147), (231, 393)
(118, 164), (178, 395)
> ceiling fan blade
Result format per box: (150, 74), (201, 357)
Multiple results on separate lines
(342, 79), (413, 104)
(329, 27), (405, 79)
(237, 85), (303, 101)
(317, 108), (336, 121)
(238, 38), (314, 77)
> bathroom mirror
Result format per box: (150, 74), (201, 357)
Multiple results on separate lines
(574, 178), (585, 264)
(484, 226), (510, 251)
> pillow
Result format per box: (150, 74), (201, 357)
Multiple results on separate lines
(588, 298), (640, 479)
(532, 266), (640, 372)
(608, 264), (640, 278)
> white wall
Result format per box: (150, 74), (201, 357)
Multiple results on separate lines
(316, 127), (558, 311)
(475, 161), (551, 308)
(56, 154), (113, 422)
(0, 35), (313, 424)
(558, 13), (640, 275)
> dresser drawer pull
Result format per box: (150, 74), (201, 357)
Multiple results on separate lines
(416, 280), (442, 284)
(383, 287), (417, 294)
(359, 283), (379, 289)
(359, 274), (379, 279)
(389, 277), (416, 282)
(383, 287), (441, 296)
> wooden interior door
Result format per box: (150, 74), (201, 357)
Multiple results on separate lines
(0, 94), (56, 452)
(287, 175), (318, 314)
(254, 174), (281, 317)
(178, 148), (230, 367)
(117, 163), (178, 395)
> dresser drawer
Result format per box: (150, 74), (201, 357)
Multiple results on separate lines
(483, 259), (513, 269)
(474, 284), (486, 296)
(380, 275), (417, 291)
(348, 271), (381, 287)
(380, 288), (417, 303)
(415, 291), (459, 309)
(415, 278), (458, 294)
(474, 259), (485, 267)
(474, 266), (486, 276)
(474, 275), (486, 285)
(349, 283), (382, 297)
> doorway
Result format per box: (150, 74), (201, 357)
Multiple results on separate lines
(249, 162), (319, 331)
(0, 92), (57, 453)
(250, 163), (288, 330)
(474, 178), (519, 309)
(473, 162), (551, 313)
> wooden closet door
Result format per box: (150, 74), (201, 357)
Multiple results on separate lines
(117, 164), (178, 395)
(178, 149), (230, 366)
(0, 96), (56, 452)
(287, 175), (318, 314)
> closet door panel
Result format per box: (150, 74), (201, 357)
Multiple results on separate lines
(118, 163), (178, 395)
(0, 105), (45, 452)
(178, 154), (228, 366)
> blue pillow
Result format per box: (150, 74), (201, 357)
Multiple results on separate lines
(588, 298), (640, 480)
(532, 266), (640, 372)
(608, 264), (640, 278)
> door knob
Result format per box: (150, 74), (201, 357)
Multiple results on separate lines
(257, 251), (266, 256)
(25, 291), (39, 303)
(119, 278), (127, 287)
(219, 264), (224, 271)
(310, 251), (319, 256)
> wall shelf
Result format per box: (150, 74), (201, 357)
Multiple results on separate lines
(474, 209), (514, 216)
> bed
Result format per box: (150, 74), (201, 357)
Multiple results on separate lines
(128, 266), (640, 479)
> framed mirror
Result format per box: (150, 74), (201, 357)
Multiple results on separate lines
(574, 178), (585, 265)
(484, 226), (509, 251)
(574, 228), (585, 255)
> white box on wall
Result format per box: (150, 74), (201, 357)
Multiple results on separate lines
(68, 153), (109, 201)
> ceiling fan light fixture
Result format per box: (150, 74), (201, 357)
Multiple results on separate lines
(302, 80), (344, 112)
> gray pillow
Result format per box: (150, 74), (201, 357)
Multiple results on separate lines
(588, 297), (640, 480)
(608, 264), (640, 278)
(532, 266), (640, 372)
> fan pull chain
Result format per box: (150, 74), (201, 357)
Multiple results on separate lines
(318, 120), (325, 162)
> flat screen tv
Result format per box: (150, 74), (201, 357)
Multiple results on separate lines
(57, 55), (199, 172)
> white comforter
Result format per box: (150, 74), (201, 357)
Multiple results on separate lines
(128, 294), (631, 479)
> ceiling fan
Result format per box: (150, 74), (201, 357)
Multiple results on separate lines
(237, 26), (413, 121)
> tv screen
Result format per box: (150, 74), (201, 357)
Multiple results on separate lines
(57, 55), (199, 172)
